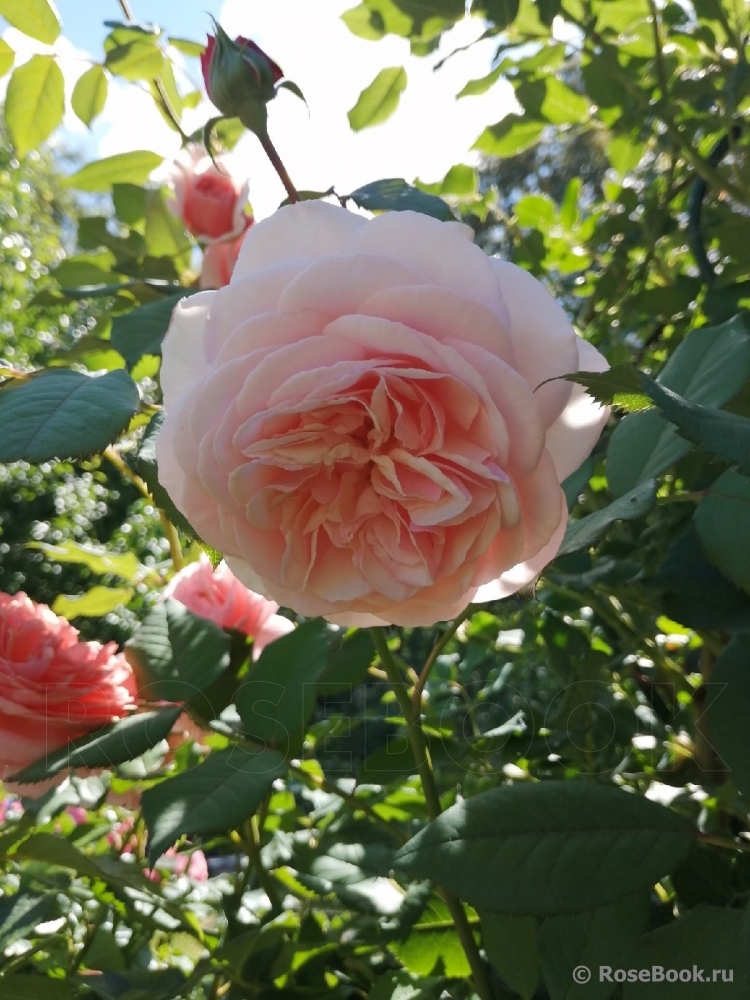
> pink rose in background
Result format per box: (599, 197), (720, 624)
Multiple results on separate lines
(157, 202), (609, 627)
(200, 222), (252, 289)
(0, 592), (136, 795)
(146, 846), (209, 882)
(163, 553), (294, 658)
(166, 145), (250, 243)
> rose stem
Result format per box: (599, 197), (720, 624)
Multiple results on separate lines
(258, 131), (300, 204)
(104, 446), (184, 571)
(411, 604), (475, 715)
(369, 627), (495, 1000)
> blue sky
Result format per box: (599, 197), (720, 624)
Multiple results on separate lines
(5, 0), (513, 220)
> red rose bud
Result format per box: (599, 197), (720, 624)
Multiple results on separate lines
(201, 25), (284, 136)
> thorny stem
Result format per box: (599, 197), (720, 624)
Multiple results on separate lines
(258, 131), (300, 204)
(104, 446), (184, 571)
(369, 627), (495, 1000)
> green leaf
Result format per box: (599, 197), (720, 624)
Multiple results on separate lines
(370, 971), (445, 1000)
(539, 894), (650, 1000)
(0, 0), (60, 44)
(0, 894), (57, 950)
(561, 365), (651, 411)
(0, 979), (74, 1000)
(607, 317), (750, 496)
(125, 599), (231, 704)
(52, 586), (134, 617)
(393, 783), (695, 915)
(0, 368), (140, 463)
(113, 183), (147, 225)
(517, 77), (590, 124)
(481, 912), (540, 1000)
(480, 0), (521, 28)
(5, 55), (64, 158)
(52, 254), (115, 286)
(0, 38), (15, 78)
(9, 706), (183, 783)
(130, 410), (205, 542)
(236, 619), (329, 748)
(142, 745), (286, 861)
(622, 905), (746, 998)
(515, 193), (556, 228)
(457, 63), (504, 98)
(71, 64), (108, 126)
(694, 471), (750, 595)
(26, 539), (140, 580)
(168, 36), (206, 57)
(390, 895), (471, 977)
(110, 291), (191, 368)
(342, 3), (386, 40)
(321, 628), (375, 694)
(473, 114), (545, 157)
(277, 79), (307, 105)
(10, 833), (148, 891)
(641, 377), (750, 475)
(105, 40), (163, 81)
(706, 634), (750, 799)
(144, 189), (191, 262)
(348, 178), (454, 221)
(66, 150), (164, 191)
(348, 66), (407, 131)
(558, 480), (657, 557)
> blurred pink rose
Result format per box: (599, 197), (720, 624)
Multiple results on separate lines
(166, 145), (250, 243)
(164, 554), (293, 658)
(157, 202), (609, 627)
(200, 223), (252, 289)
(147, 846), (208, 882)
(0, 592), (136, 795)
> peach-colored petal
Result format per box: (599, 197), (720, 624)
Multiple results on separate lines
(234, 201), (366, 276)
(475, 501), (568, 602)
(160, 292), (215, 408)
(278, 253), (422, 315)
(345, 210), (510, 327)
(157, 202), (608, 627)
(490, 258), (579, 426)
(545, 337), (610, 481)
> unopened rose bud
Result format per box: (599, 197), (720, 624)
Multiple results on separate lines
(201, 24), (283, 137)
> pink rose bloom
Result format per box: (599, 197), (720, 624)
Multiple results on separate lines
(147, 846), (209, 882)
(163, 554), (294, 658)
(166, 145), (250, 243)
(157, 202), (609, 627)
(0, 592), (136, 794)
(200, 223), (253, 290)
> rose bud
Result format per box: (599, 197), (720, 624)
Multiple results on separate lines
(201, 24), (283, 136)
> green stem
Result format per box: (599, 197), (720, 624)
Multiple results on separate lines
(369, 628), (494, 1000)
(258, 131), (300, 204)
(370, 628), (442, 817)
(698, 833), (750, 854)
(412, 605), (474, 714)
(104, 446), (183, 571)
(243, 816), (283, 916)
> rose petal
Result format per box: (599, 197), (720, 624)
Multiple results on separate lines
(545, 337), (610, 481)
